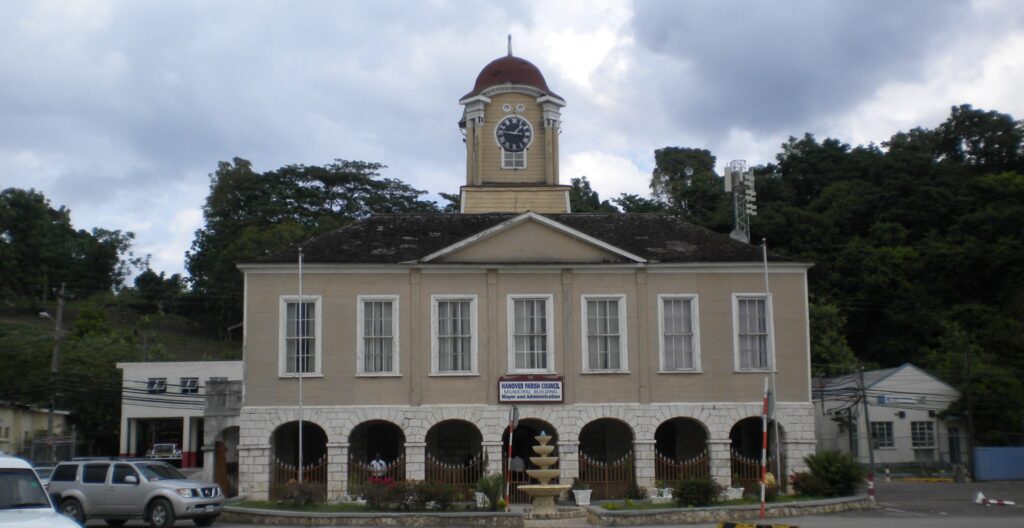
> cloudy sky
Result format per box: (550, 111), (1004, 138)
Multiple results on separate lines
(2, 0), (1022, 276)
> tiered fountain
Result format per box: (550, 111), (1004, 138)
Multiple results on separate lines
(517, 432), (571, 515)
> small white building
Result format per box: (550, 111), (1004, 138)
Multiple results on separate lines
(814, 363), (966, 467)
(117, 361), (242, 468)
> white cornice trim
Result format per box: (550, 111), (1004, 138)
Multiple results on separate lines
(535, 95), (567, 107)
(416, 211), (647, 264)
(458, 94), (492, 105)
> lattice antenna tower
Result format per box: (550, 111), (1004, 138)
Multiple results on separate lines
(724, 159), (756, 243)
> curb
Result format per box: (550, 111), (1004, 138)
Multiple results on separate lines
(718, 523), (798, 528)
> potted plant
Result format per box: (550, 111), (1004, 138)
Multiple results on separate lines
(571, 479), (592, 506)
(654, 480), (673, 500)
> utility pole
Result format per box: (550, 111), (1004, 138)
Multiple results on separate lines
(964, 344), (976, 479)
(858, 364), (876, 502)
(40, 283), (66, 465)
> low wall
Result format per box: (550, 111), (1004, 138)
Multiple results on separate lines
(586, 496), (873, 526)
(222, 506), (525, 527)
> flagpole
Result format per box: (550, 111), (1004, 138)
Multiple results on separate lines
(762, 240), (782, 484)
(298, 247), (304, 483)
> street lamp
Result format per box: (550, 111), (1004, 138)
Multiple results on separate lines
(40, 286), (65, 464)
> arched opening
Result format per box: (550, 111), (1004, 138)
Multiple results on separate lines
(654, 418), (710, 483)
(213, 426), (239, 497)
(348, 420), (406, 485)
(425, 420), (484, 500)
(269, 421), (328, 501)
(501, 418), (558, 503)
(578, 418), (634, 499)
(729, 417), (785, 490)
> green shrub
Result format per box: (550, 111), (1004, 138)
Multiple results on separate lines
(277, 480), (325, 505)
(673, 476), (723, 507)
(476, 473), (504, 511)
(789, 471), (827, 497)
(803, 450), (865, 497)
(414, 481), (454, 510)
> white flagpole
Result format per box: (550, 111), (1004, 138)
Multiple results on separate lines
(762, 240), (782, 482)
(298, 247), (304, 483)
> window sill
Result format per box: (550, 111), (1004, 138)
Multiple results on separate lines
(506, 370), (557, 376)
(657, 369), (702, 374)
(581, 370), (631, 375)
(429, 371), (480, 377)
(734, 368), (773, 373)
(278, 373), (324, 379)
(355, 373), (402, 378)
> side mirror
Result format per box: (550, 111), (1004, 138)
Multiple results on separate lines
(124, 475), (139, 485)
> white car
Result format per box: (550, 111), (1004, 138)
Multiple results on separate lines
(0, 454), (80, 528)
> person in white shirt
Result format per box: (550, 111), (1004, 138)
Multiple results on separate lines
(370, 453), (386, 477)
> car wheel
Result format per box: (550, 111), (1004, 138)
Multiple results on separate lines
(148, 498), (176, 528)
(105, 520), (127, 527)
(193, 514), (219, 526)
(60, 498), (86, 525)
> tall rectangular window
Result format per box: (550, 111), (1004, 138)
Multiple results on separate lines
(507, 295), (553, 373)
(436, 299), (474, 373)
(735, 295), (769, 370)
(583, 295), (627, 371)
(284, 300), (317, 374)
(870, 421), (894, 448)
(359, 298), (396, 374)
(659, 295), (700, 371)
(911, 421), (935, 447)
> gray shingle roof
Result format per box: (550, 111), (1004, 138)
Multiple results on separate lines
(247, 213), (798, 265)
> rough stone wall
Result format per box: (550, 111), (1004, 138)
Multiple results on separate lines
(237, 402), (815, 501)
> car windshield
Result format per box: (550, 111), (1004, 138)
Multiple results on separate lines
(0, 469), (51, 510)
(137, 463), (187, 481)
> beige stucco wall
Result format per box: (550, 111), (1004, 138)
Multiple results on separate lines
(436, 220), (618, 263)
(242, 265), (811, 408)
(479, 93), (548, 184)
(0, 404), (69, 454)
(460, 187), (569, 214)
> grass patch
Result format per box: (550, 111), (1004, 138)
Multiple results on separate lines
(234, 500), (371, 512)
(599, 494), (825, 510)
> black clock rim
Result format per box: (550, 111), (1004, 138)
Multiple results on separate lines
(495, 116), (533, 152)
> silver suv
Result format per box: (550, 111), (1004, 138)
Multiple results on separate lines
(47, 459), (223, 527)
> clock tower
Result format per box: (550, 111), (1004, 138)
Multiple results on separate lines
(458, 39), (569, 213)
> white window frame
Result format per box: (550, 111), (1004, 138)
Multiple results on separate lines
(870, 421), (895, 449)
(657, 294), (701, 373)
(356, 295), (400, 377)
(501, 149), (527, 170)
(507, 294), (555, 374)
(179, 377), (199, 394)
(732, 293), (774, 372)
(146, 378), (167, 394)
(581, 294), (629, 373)
(431, 295), (479, 376)
(278, 295), (323, 378)
(911, 421), (936, 448)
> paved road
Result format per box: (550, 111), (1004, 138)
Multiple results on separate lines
(85, 480), (1024, 527)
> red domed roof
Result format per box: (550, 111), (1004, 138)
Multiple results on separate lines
(462, 55), (562, 100)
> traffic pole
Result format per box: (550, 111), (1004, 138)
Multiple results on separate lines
(759, 377), (769, 519)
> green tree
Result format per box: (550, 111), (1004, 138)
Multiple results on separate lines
(650, 147), (730, 230)
(185, 158), (440, 333)
(809, 301), (858, 377)
(569, 176), (617, 212)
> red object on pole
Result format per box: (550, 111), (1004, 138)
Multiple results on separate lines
(759, 377), (769, 519)
(867, 471), (875, 501)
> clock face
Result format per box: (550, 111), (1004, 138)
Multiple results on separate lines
(495, 115), (533, 152)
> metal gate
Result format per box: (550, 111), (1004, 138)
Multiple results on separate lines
(348, 453), (406, 485)
(270, 455), (327, 501)
(502, 455), (559, 504)
(655, 448), (710, 484)
(579, 451), (634, 500)
(425, 452), (486, 501)
(730, 449), (779, 490)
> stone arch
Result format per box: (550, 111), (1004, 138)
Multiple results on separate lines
(655, 417), (709, 460)
(349, 420), (406, 465)
(578, 417), (634, 462)
(728, 416), (786, 489)
(425, 419), (483, 464)
(212, 426), (240, 497)
(269, 420), (328, 500)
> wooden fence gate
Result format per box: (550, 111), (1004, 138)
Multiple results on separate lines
(269, 455), (327, 501)
(730, 448), (781, 491)
(579, 451), (634, 500)
(348, 453), (406, 486)
(655, 448), (710, 484)
(425, 452), (486, 501)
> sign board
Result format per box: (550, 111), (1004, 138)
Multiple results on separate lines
(498, 376), (563, 403)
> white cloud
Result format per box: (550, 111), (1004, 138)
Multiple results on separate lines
(564, 151), (649, 200)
